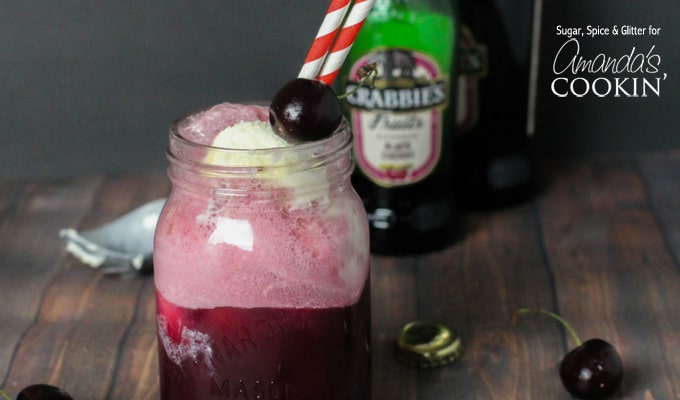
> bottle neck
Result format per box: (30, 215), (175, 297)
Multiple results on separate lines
(372, 0), (453, 15)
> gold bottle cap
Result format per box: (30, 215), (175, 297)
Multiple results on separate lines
(395, 321), (462, 368)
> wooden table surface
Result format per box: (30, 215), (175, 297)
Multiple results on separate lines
(2, 151), (680, 399)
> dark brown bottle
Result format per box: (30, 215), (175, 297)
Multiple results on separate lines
(453, 0), (539, 209)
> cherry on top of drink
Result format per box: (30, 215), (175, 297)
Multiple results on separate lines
(269, 63), (377, 143)
(270, 0), (377, 143)
(269, 78), (343, 143)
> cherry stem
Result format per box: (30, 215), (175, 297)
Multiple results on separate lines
(0, 389), (12, 400)
(514, 308), (583, 346)
(338, 62), (378, 100)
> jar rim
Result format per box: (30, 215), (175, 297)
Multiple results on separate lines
(169, 105), (351, 171)
(165, 104), (354, 192)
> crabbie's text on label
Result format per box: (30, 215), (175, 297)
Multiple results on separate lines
(345, 49), (447, 187)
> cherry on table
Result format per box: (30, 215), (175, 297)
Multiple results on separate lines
(269, 78), (342, 143)
(559, 338), (623, 399)
(514, 308), (624, 399)
(15, 384), (74, 400)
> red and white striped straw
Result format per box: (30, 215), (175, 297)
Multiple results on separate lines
(298, 0), (352, 81)
(316, 0), (375, 85)
(299, 0), (376, 85)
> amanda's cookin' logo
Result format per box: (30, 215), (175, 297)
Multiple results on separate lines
(344, 49), (447, 110)
(550, 24), (668, 98)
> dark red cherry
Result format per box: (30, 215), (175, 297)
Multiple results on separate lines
(559, 338), (623, 399)
(16, 384), (74, 400)
(269, 78), (342, 142)
(514, 308), (624, 399)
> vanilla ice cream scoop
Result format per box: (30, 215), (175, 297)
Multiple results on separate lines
(203, 115), (329, 208)
(211, 120), (290, 150)
(204, 120), (291, 167)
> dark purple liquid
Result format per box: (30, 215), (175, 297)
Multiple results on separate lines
(156, 287), (370, 400)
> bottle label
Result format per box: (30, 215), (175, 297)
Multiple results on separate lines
(344, 48), (448, 187)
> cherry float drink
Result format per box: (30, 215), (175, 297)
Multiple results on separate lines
(154, 103), (371, 400)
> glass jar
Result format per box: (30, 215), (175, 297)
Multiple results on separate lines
(153, 104), (371, 400)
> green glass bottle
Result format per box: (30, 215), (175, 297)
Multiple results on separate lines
(337, 0), (460, 254)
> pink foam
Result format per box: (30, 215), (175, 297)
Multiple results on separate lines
(154, 190), (369, 310)
(156, 102), (370, 310)
(179, 103), (270, 145)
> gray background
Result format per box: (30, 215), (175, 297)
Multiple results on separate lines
(1, 1), (678, 179)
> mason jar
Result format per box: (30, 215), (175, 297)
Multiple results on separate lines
(153, 103), (371, 400)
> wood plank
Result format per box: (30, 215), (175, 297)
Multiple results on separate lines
(415, 203), (563, 399)
(467, 204), (564, 400)
(107, 278), (159, 400)
(538, 157), (680, 399)
(411, 244), (471, 399)
(0, 177), (103, 387)
(4, 267), (143, 397)
(75, 173), (168, 231)
(369, 199), (564, 399)
(637, 150), (680, 398)
(371, 255), (419, 399)
(639, 149), (680, 265)
(2, 153), (680, 399)
(1, 173), (168, 398)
